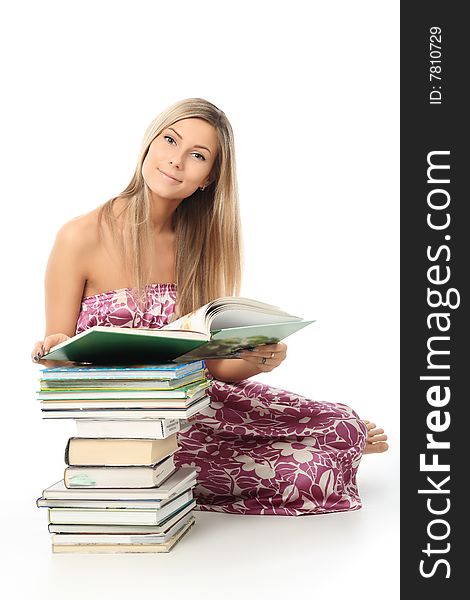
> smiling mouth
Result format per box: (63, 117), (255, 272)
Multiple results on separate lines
(158, 169), (182, 183)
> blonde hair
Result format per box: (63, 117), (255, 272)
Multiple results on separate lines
(97, 98), (243, 319)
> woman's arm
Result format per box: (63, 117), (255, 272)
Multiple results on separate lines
(204, 358), (264, 383)
(44, 220), (89, 337)
(31, 220), (89, 365)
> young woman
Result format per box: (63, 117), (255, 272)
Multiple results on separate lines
(31, 98), (388, 516)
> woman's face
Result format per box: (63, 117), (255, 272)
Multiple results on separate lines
(142, 117), (219, 201)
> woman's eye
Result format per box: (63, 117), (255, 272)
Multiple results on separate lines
(163, 136), (205, 161)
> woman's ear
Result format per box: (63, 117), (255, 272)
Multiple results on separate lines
(201, 178), (214, 189)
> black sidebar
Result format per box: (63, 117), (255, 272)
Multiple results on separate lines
(401, 2), (467, 596)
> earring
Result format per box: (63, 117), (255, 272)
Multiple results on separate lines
(200, 185), (206, 191)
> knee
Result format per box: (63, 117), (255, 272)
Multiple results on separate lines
(324, 401), (362, 422)
(329, 403), (367, 450)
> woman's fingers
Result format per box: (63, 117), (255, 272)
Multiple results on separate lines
(31, 342), (45, 362)
(239, 355), (280, 367)
(31, 333), (71, 365)
(238, 352), (274, 361)
(238, 342), (287, 360)
(235, 342), (288, 372)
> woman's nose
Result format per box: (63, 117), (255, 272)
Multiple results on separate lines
(169, 154), (183, 168)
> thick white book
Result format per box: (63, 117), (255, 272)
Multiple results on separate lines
(51, 511), (194, 545)
(41, 397), (205, 410)
(52, 516), (195, 553)
(65, 435), (179, 467)
(75, 418), (183, 439)
(36, 488), (196, 510)
(38, 488), (194, 511)
(64, 454), (176, 488)
(48, 493), (193, 525)
(48, 501), (195, 533)
(41, 396), (210, 419)
(40, 490), (194, 515)
(39, 467), (197, 501)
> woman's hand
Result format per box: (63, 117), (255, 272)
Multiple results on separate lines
(31, 333), (75, 368)
(235, 342), (287, 373)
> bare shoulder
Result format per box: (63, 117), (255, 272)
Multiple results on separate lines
(55, 206), (103, 252)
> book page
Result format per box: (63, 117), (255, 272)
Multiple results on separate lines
(210, 309), (302, 330)
(160, 303), (211, 335)
(161, 297), (302, 334)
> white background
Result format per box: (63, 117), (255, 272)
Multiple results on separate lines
(0, 1), (399, 598)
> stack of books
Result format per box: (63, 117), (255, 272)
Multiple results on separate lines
(36, 297), (314, 552)
(36, 360), (211, 553)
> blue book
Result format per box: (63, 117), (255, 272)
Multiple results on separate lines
(41, 360), (205, 380)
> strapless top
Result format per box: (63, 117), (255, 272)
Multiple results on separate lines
(75, 283), (177, 335)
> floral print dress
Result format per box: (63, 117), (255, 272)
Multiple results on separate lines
(76, 283), (367, 516)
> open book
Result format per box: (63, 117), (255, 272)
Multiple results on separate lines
(42, 296), (314, 365)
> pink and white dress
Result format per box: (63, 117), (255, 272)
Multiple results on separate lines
(76, 283), (367, 516)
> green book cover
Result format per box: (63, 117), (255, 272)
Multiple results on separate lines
(43, 320), (314, 365)
(43, 327), (207, 365)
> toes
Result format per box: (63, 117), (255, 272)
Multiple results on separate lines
(363, 421), (389, 451)
(364, 441), (389, 454)
(369, 434), (388, 442)
(375, 442), (389, 453)
(368, 428), (385, 437)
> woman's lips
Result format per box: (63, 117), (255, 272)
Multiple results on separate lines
(158, 168), (182, 183)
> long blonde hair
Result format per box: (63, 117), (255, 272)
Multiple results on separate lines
(97, 98), (243, 319)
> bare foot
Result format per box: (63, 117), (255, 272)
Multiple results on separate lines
(363, 420), (389, 454)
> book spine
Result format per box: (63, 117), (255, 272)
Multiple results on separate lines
(152, 461), (171, 486)
(64, 438), (71, 465)
(162, 420), (180, 437)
